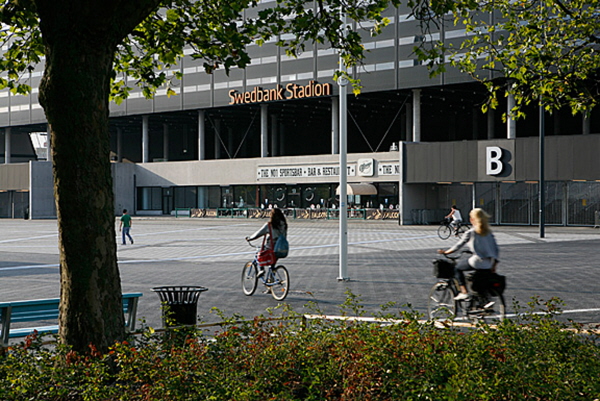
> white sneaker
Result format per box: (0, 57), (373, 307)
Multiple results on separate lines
(454, 292), (469, 301)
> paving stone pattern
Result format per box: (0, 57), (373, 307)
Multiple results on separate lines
(1, 218), (599, 330)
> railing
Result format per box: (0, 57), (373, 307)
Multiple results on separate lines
(216, 208), (250, 218)
(189, 208), (400, 221)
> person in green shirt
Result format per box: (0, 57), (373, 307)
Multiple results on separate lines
(119, 209), (134, 245)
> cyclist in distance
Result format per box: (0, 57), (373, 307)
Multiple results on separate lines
(438, 208), (499, 301)
(245, 207), (288, 276)
(445, 205), (463, 236)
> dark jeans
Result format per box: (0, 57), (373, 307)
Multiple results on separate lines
(454, 259), (474, 287)
(122, 227), (133, 244)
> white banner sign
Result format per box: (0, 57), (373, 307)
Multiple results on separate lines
(257, 162), (400, 179)
(377, 163), (400, 176)
(257, 165), (356, 179)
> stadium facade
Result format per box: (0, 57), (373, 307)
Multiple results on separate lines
(0, 2), (598, 225)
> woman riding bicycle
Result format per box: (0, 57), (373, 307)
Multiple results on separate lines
(245, 208), (288, 276)
(438, 208), (499, 301)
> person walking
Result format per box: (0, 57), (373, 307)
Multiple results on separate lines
(245, 208), (288, 276)
(438, 208), (499, 301)
(119, 209), (134, 245)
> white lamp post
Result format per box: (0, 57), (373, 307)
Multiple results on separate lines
(338, 11), (349, 281)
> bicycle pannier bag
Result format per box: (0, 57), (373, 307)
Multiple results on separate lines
(258, 228), (276, 266)
(488, 273), (506, 295)
(257, 248), (276, 266)
(472, 271), (506, 295)
(274, 234), (289, 258)
(433, 259), (454, 279)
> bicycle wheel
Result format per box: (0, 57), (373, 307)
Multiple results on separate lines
(270, 265), (289, 301)
(476, 292), (506, 324)
(241, 261), (258, 296)
(437, 224), (452, 240)
(427, 281), (457, 321)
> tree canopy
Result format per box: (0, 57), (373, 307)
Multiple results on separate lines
(412, 0), (600, 117)
(1, 0), (399, 99)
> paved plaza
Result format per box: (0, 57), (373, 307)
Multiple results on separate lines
(1, 217), (600, 330)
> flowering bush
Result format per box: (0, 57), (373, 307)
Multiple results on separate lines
(0, 295), (599, 400)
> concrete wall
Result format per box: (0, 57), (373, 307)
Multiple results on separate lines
(133, 152), (402, 187)
(405, 134), (600, 183)
(29, 161), (56, 219)
(0, 163), (29, 190)
(112, 162), (136, 215)
(400, 183), (428, 224)
(25, 162), (137, 219)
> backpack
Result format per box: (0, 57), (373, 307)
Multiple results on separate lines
(274, 233), (289, 258)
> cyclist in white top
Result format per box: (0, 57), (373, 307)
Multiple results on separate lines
(445, 205), (463, 236)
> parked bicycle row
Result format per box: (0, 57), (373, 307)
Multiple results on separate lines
(180, 207), (400, 220)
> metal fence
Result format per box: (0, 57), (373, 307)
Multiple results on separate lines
(186, 207), (400, 221)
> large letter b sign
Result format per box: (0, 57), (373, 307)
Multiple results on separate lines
(486, 146), (503, 175)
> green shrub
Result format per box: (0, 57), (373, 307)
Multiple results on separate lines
(0, 295), (599, 400)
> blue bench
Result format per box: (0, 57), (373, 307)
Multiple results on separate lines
(0, 293), (143, 346)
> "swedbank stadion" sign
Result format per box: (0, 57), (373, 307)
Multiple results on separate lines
(229, 81), (332, 105)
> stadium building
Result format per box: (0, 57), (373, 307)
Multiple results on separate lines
(0, 3), (599, 225)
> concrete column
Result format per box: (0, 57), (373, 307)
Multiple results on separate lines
(487, 109), (495, 139)
(260, 104), (268, 157)
(405, 102), (412, 142)
(198, 110), (205, 160)
(142, 115), (149, 163)
(583, 113), (591, 135)
(270, 115), (279, 157)
(507, 93), (516, 139)
(331, 97), (339, 154)
(214, 119), (221, 159)
(163, 124), (169, 160)
(117, 127), (123, 162)
(4, 127), (11, 164)
(412, 89), (421, 142)
(46, 124), (52, 162)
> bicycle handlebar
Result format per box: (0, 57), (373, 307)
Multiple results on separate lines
(246, 238), (260, 248)
(442, 250), (472, 261)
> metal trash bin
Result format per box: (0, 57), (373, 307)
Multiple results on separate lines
(152, 286), (208, 327)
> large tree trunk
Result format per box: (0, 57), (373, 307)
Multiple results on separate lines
(33, 0), (163, 353)
(37, 14), (124, 354)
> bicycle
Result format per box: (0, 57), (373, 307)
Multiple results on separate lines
(241, 240), (290, 301)
(437, 218), (470, 240)
(427, 253), (506, 323)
